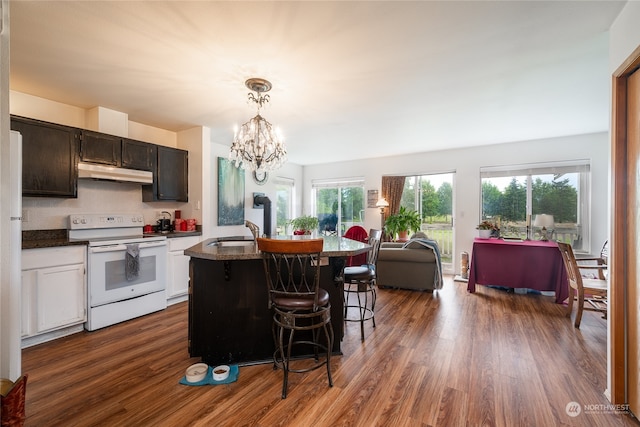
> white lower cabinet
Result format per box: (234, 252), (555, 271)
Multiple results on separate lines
(167, 236), (201, 303)
(22, 246), (86, 343)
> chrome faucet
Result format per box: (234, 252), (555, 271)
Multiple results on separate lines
(245, 220), (260, 240)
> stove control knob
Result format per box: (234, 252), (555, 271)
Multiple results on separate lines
(81, 218), (87, 224)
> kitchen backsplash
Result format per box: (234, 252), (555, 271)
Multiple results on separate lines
(22, 179), (189, 231)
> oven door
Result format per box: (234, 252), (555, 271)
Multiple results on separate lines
(88, 240), (167, 307)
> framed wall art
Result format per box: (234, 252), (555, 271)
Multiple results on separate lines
(218, 157), (245, 225)
(367, 190), (379, 208)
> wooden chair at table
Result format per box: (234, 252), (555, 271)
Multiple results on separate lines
(576, 240), (608, 280)
(557, 242), (608, 328)
(257, 237), (333, 399)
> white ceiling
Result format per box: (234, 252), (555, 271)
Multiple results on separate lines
(9, 1), (626, 166)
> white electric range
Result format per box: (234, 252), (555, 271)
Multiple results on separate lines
(68, 213), (168, 331)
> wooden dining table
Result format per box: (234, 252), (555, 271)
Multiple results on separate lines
(467, 238), (568, 304)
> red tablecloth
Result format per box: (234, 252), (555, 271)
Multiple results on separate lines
(467, 238), (568, 304)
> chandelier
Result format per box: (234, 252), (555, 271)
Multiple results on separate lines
(229, 78), (287, 184)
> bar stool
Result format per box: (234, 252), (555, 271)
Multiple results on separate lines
(257, 237), (334, 399)
(343, 229), (382, 341)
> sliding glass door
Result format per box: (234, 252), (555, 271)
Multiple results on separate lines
(400, 172), (454, 272)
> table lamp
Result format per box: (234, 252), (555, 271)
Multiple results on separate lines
(534, 214), (554, 241)
(376, 198), (389, 214)
(376, 198), (389, 228)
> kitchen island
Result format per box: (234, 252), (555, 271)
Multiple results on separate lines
(185, 235), (370, 366)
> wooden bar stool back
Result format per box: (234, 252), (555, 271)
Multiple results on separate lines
(257, 237), (334, 399)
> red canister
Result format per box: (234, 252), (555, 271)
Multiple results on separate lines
(174, 210), (181, 219)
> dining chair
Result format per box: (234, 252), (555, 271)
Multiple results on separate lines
(343, 225), (369, 267)
(576, 240), (608, 280)
(257, 237), (333, 399)
(343, 229), (383, 341)
(557, 242), (608, 328)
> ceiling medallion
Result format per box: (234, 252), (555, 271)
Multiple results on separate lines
(229, 78), (287, 185)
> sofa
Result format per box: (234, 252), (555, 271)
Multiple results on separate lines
(376, 238), (442, 291)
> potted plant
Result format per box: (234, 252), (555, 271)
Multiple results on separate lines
(288, 215), (319, 235)
(384, 206), (422, 241)
(476, 220), (498, 239)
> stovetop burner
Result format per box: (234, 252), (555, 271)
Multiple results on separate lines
(68, 213), (166, 245)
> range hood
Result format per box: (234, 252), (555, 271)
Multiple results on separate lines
(78, 162), (153, 184)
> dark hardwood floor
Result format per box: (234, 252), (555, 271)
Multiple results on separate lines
(21, 276), (638, 426)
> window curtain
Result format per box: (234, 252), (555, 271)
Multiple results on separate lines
(381, 176), (406, 240)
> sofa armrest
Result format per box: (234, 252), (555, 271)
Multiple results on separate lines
(377, 247), (437, 263)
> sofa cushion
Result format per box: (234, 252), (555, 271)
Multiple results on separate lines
(410, 231), (429, 239)
(377, 247), (436, 263)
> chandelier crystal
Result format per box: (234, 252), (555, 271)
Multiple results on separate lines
(229, 78), (287, 178)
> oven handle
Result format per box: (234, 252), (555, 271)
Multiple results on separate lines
(89, 241), (167, 253)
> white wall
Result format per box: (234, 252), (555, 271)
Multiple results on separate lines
(610, 1), (640, 75)
(208, 140), (303, 239)
(304, 132), (609, 273)
(11, 91), (176, 147)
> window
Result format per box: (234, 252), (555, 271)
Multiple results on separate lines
(275, 177), (294, 235)
(480, 160), (590, 251)
(312, 178), (365, 235)
(399, 173), (454, 269)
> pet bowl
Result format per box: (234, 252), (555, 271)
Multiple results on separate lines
(185, 363), (208, 383)
(212, 365), (230, 381)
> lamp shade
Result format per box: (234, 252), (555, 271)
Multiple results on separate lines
(375, 198), (389, 208)
(533, 214), (554, 228)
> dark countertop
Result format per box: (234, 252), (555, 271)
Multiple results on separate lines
(22, 229), (85, 250)
(22, 229), (202, 250)
(185, 235), (371, 261)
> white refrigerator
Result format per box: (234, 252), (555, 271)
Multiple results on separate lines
(0, 130), (22, 381)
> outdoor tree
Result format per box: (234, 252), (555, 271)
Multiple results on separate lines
(482, 181), (502, 218)
(500, 178), (526, 221)
(421, 180), (439, 220)
(437, 182), (452, 219)
(532, 178), (577, 223)
(340, 186), (364, 222)
(400, 177), (415, 209)
(276, 188), (289, 229)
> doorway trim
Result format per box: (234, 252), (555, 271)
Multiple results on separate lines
(610, 44), (640, 405)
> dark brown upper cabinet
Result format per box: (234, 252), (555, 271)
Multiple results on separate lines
(143, 146), (188, 202)
(122, 138), (156, 172)
(11, 116), (79, 198)
(80, 130), (121, 166)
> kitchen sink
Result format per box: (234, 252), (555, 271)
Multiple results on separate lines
(217, 240), (256, 247)
(208, 238), (256, 248)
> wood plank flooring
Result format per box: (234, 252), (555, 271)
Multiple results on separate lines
(21, 276), (638, 426)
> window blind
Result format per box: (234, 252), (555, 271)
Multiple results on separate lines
(480, 160), (590, 178)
